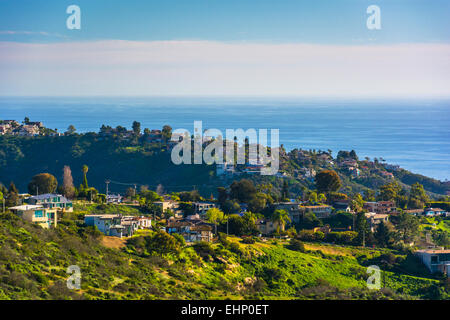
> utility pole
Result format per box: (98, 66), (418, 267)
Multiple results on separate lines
(36, 186), (39, 196)
(362, 228), (366, 247)
(105, 180), (110, 203)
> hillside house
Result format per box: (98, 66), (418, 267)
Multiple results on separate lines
(415, 249), (450, 277)
(255, 218), (284, 235)
(333, 200), (352, 212)
(84, 214), (149, 238)
(154, 200), (182, 217)
(423, 208), (447, 217)
(28, 194), (73, 212)
(363, 201), (395, 214)
(365, 212), (389, 232)
(166, 216), (213, 242)
(301, 205), (333, 219)
(9, 205), (58, 228)
(16, 124), (40, 136)
(193, 202), (216, 217)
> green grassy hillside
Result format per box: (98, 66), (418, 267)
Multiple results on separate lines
(0, 211), (446, 300)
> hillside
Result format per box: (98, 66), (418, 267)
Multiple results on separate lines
(0, 211), (446, 300)
(0, 134), (449, 198)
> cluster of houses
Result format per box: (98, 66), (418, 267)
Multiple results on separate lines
(84, 214), (152, 238)
(0, 120), (45, 137)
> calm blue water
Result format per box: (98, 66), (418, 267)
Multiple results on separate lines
(1, 97), (449, 181)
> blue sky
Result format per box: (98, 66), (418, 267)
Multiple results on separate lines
(1, 0), (449, 44)
(0, 1), (449, 97)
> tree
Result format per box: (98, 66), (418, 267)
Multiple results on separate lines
(408, 183), (429, 209)
(28, 173), (58, 195)
(355, 212), (370, 246)
(206, 208), (225, 234)
(217, 187), (228, 206)
(363, 189), (376, 202)
(66, 125), (76, 135)
(307, 191), (318, 204)
(431, 229), (450, 248)
(62, 166), (75, 199)
(299, 211), (322, 230)
(23, 117), (30, 124)
(351, 193), (364, 211)
(82, 165), (89, 189)
(132, 121), (141, 136)
(8, 181), (18, 194)
(378, 182), (401, 203)
(395, 212), (420, 244)
(6, 182), (19, 207)
(281, 180), (289, 200)
(162, 125), (173, 142)
(126, 187), (136, 199)
(271, 209), (291, 235)
(316, 170), (341, 194)
(146, 231), (181, 256)
(374, 222), (393, 248)
(247, 193), (267, 213)
(317, 193), (327, 204)
(230, 179), (257, 203)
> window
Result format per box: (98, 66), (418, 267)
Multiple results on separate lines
(34, 210), (44, 218)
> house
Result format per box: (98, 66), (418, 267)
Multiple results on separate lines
(404, 209), (424, 216)
(274, 202), (303, 223)
(384, 164), (401, 171)
(216, 162), (235, 176)
(333, 200), (352, 212)
(379, 171), (394, 179)
(363, 201), (395, 214)
(415, 249), (450, 277)
(106, 194), (123, 204)
(193, 202), (216, 217)
(28, 193), (73, 212)
(84, 214), (147, 238)
(166, 216), (213, 242)
(300, 205), (333, 219)
(365, 212), (389, 232)
(339, 159), (358, 168)
(85, 214), (123, 236)
(145, 130), (163, 143)
(423, 208), (447, 217)
(122, 215), (152, 229)
(0, 124), (11, 135)
(27, 121), (44, 128)
(16, 124), (40, 136)
(274, 203), (333, 222)
(9, 205), (58, 229)
(255, 219), (283, 235)
(154, 200), (182, 216)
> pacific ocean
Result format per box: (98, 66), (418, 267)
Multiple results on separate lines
(1, 97), (449, 181)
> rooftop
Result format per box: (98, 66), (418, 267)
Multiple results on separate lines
(9, 205), (44, 211)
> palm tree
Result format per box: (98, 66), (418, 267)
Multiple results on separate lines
(271, 209), (291, 238)
(82, 165), (89, 189)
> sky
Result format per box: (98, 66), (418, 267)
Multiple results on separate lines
(0, 0), (449, 97)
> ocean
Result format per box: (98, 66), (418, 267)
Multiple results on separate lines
(0, 97), (449, 181)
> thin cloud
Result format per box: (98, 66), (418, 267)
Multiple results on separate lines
(0, 30), (68, 38)
(0, 40), (449, 97)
